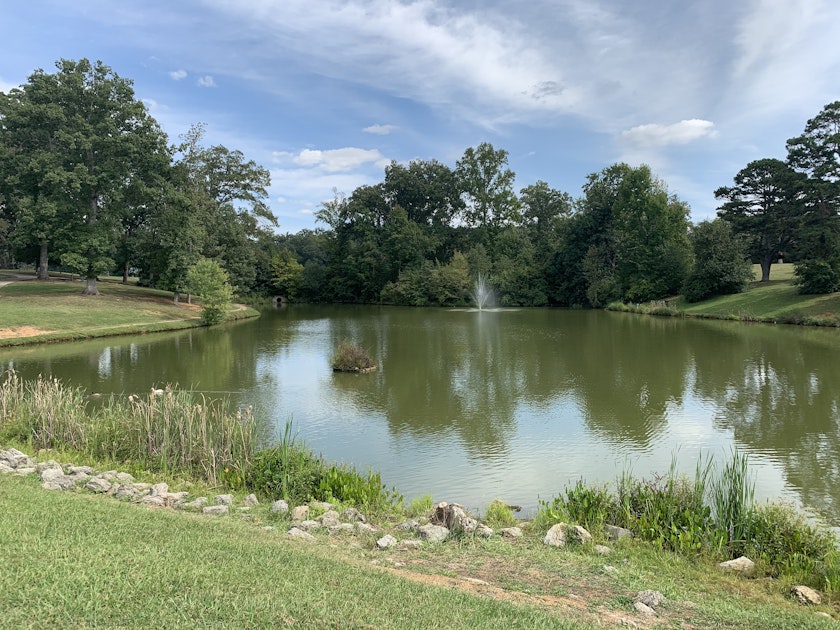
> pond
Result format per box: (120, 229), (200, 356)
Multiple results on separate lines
(3, 305), (839, 523)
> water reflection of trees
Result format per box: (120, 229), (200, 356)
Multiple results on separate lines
(689, 320), (840, 522)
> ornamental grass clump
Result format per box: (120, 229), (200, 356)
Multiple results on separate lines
(331, 340), (376, 372)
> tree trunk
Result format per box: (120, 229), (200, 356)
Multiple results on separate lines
(760, 255), (772, 282)
(37, 242), (49, 281)
(82, 276), (100, 296)
(173, 291), (180, 305)
(123, 262), (129, 284)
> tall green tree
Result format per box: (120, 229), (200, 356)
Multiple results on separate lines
(682, 219), (753, 302)
(0, 59), (170, 294)
(716, 158), (805, 282)
(455, 143), (520, 258)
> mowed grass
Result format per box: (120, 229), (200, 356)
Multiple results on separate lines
(0, 280), (257, 346)
(676, 263), (840, 323)
(0, 474), (577, 630)
(1, 472), (835, 629)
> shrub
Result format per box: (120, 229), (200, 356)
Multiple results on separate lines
(246, 443), (325, 504)
(793, 259), (839, 294)
(316, 464), (402, 513)
(561, 480), (615, 531)
(484, 500), (518, 529)
(186, 258), (235, 325)
(406, 494), (434, 518)
(331, 340), (375, 372)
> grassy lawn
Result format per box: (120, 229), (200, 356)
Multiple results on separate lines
(0, 279), (256, 346)
(675, 263), (840, 324)
(1, 472), (834, 629)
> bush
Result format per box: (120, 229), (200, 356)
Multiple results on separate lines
(793, 259), (839, 294)
(484, 499), (518, 529)
(331, 340), (375, 372)
(316, 464), (402, 513)
(246, 444), (325, 504)
(186, 258), (235, 325)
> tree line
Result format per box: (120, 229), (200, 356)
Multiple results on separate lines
(2, 59), (838, 306)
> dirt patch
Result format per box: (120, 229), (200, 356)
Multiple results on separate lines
(0, 326), (55, 339)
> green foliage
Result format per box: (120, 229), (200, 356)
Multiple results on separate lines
(316, 465), (403, 513)
(186, 258), (234, 324)
(246, 443), (325, 505)
(793, 259), (839, 294)
(269, 248), (304, 299)
(331, 340), (375, 372)
(683, 219), (753, 302)
(406, 494), (434, 518)
(484, 500), (518, 529)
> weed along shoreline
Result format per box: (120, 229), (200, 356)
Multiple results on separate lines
(2, 373), (840, 627)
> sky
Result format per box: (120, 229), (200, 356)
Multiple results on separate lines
(2, 0), (839, 233)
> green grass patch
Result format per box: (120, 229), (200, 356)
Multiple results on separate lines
(0, 474), (578, 629)
(0, 280), (258, 347)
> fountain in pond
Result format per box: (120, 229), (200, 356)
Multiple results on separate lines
(471, 273), (495, 310)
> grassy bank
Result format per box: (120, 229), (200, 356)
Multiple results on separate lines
(609, 264), (840, 326)
(0, 278), (258, 347)
(2, 470), (837, 629)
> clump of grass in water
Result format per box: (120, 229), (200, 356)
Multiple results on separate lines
(331, 340), (375, 372)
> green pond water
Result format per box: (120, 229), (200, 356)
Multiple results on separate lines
(3, 305), (839, 523)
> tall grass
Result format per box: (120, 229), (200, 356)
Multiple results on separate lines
(0, 371), (256, 485)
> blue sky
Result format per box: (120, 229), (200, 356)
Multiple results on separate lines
(2, 0), (839, 233)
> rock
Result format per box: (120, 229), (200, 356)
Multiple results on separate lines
(287, 527), (317, 542)
(40, 467), (66, 483)
(291, 505), (310, 521)
(202, 505), (229, 516)
(310, 501), (334, 512)
(271, 499), (289, 514)
(115, 472), (135, 484)
(13, 467), (36, 476)
(114, 485), (140, 500)
(99, 471), (118, 482)
(85, 477), (113, 493)
(476, 524), (494, 538)
(328, 523), (355, 534)
(594, 544), (612, 556)
(633, 602), (655, 617)
(604, 524), (634, 541)
(140, 496), (167, 507)
(0, 448), (31, 468)
(499, 527), (523, 539)
(36, 460), (61, 473)
(395, 519), (419, 532)
(182, 497), (208, 509)
(214, 493), (233, 505)
(67, 470), (91, 482)
(66, 465), (94, 475)
(243, 493), (259, 506)
(132, 483), (152, 493)
(431, 502), (478, 533)
(376, 534), (398, 549)
(417, 524), (450, 542)
(319, 510), (341, 527)
(150, 483), (169, 497)
(636, 590), (665, 609)
(342, 508), (367, 523)
(543, 523), (567, 547)
(298, 520), (321, 531)
(166, 491), (189, 505)
(400, 540), (423, 550)
(791, 585), (822, 605)
(354, 522), (378, 535)
(0, 462), (14, 474)
(719, 556), (755, 575)
(42, 477), (76, 491)
(814, 611), (832, 619)
(570, 525), (592, 545)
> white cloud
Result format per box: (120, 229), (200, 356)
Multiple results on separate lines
(197, 75), (217, 87)
(620, 119), (719, 147)
(363, 124), (397, 135)
(274, 147), (389, 173)
(169, 69), (188, 80)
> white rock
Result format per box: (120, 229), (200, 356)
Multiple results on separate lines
(13, 467), (36, 476)
(636, 590), (665, 609)
(499, 527), (523, 539)
(66, 465), (94, 475)
(791, 585), (822, 605)
(298, 519), (321, 531)
(543, 523), (567, 547)
(202, 505), (229, 516)
(354, 522), (378, 535)
(42, 477), (76, 491)
(0, 448), (31, 468)
(399, 540), (423, 550)
(634, 602), (655, 617)
(476, 524), (494, 538)
(140, 496), (167, 507)
(719, 556), (755, 575)
(594, 544), (612, 556)
(115, 472), (135, 484)
(287, 527), (317, 542)
(417, 524), (449, 542)
(376, 534), (398, 549)
(182, 497), (208, 509)
(291, 505), (310, 521)
(214, 493), (234, 505)
(604, 524), (634, 541)
(150, 483), (169, 497)
(243, 493), (259, 506)
(40, 467), (66, 482)
(85, 477), (112, 493)
(271, 499), (289, 514)
(571, 525), (592, 545)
